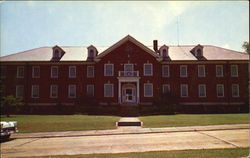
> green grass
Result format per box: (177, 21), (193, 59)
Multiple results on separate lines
(140, 114), (249, 128)
(0, 115), (120, 133)
(25, 148), (249, 158)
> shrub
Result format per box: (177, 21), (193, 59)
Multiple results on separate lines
(153, 92), (178, 114)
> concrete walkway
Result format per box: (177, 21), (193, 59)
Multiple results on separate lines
(11, 124), (249, 139)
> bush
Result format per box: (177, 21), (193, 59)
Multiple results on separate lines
(153, 92), (178, 114)
(74, 94), (98, 113)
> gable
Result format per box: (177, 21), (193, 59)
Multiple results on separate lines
(96, 35), (160, 61)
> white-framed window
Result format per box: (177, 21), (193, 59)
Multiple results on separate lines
(104, 64), (114, 76)
(162, 65), (170, 77)
(180, 65), (187, 77)
(104, 84), (114, 97)
(230, 65), (238, 77)
(124, 64), (134, 72)
(162, 49), (168, 57)
(198, 84), (206, 98)
(87, 66), (95, 78)
(144, 64), (153, 76)
(50, 85), (58, 98)
(69, 66), (76, 78)
(88, 49), (95, 58)
(216, 65), (223, 77)
(216, 84), (224, 97)
(180, 84), (188, 97)
(232, 84), (239, 97)
(0, 66), (6, 79)
(198, 65), (205, 77)
(162, 84), (170, 94)
(51, 66), (58, 78)
(87, 85), (94, 97)
(32, 66), (40, 78)
(68, 85), (76, 98)
(144, 83), (153, 97)
(31, 85), (39, 98)
(17, 66), (24, 78)
(16, 85), (24, 98)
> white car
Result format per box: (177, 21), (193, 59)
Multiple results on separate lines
(0, 121), (18, 140)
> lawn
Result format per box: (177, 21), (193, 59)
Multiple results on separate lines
(0, 115), (120, 133)
(139, 114), (249, 128)
(25, 148), (249, 158)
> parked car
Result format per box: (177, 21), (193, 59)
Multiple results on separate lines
(0, 121), (18, 140)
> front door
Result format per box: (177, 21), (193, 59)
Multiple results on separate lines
(122, 85), (136, 103)
(125, 88), (133, 102)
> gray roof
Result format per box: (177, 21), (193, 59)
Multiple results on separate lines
(0, 45), (248, 62)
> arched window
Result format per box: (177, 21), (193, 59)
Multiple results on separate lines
(89, 49), (94, 57)
(196, 48), (202, 56)
(162, 49), (167, 57)
(54, 49), (60, 58)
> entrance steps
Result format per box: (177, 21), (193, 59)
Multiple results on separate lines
(116, 117), (143, 127)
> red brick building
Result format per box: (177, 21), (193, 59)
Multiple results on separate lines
(0, 35), (249, 109)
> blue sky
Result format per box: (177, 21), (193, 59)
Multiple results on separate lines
(0, 1), (249, 56)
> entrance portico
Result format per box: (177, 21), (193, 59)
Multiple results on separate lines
(117, 76), (140, 104)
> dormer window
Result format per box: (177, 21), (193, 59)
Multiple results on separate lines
(89, 49), (94, 57)
(159, 45), (169, 58)
(192, 44), (204, 58)
(52, 46), (65, 61)
(196, 48), (202, 57)
(54, 49), (60, 58)
(87, 45), (98, 61)
(162, 49), (167, 57)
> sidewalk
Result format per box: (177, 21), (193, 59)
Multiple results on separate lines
(11, 124), (249, 139)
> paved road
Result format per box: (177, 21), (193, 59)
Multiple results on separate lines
(1, 127), (249, 157)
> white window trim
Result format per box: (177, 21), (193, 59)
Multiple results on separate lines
(180, 84), (188, 97)
(87, 66), (95, 78)
(198, 84), (206, 98)
(32, 66), (40, 78)
(216, 84), (224, 98)
(104, 84), (114, 97)
(144, 63), (153, 76)
(68, 85), (76, 98)
(51, 66), (58, 78)
(216, 65), (223, 77)
(16, 85), (24, 98)
(69, 66), (76, 78)
(231, 65), (238, 77)
(232, 84), (240, 98)
(144, 83), (153, 97)
(17, 66), (24, 78)
(162, 84), (170, 94)
(31, 85), (39, 98)
(180, 65), (187, 77)
(198, 65), (205, 77)
(124, 64), (134, 72)
(104, 64), (114, 76)
(87, 84), (94, 96)
(162, 65), (170, 77)
(50, 85), (58, 98)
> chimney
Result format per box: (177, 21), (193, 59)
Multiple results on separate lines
(153, 40), (158, 52)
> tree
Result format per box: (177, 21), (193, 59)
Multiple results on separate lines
(0, 95), (23, 117)
(242, 41), (249, 54)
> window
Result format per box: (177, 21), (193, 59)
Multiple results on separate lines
(31, 85), (39, 98)
(198, 65), (205, 77)
(216, 84), (224, 97)
(87, 85), (94, 96)
(17, 66), (24, 78)
(144, 83), (153, 97)
(162, 49), (168, 57)
(162, 84), (170, 94)
(32, 66), (40, 78)
(216, 65), (223, 77)
(104, 84), (113, 97)
(87, 66), (95, 78)
(104, 64), (114, 76)
(89, 49), (94, 57)
(232, 84), (239, 97)
(51, 66), (58, 78)
(198, 84), (206, 97)
(231, 65), (238, 77)
(69, 66), (76, 78)
(196, 48), (202, 56)
(124, 64), (134, 72)
(0, 66), (6, 79)
(54, 49), (60, 58)
(16, 85), (24, 98)
(68, 85), (76, 98)
(180, 84), (188, 97)
(50, 85), (58, 98)
(144, 64), (153, 76)
(162, 65), (170, 77)
(180, 65), (187, 77)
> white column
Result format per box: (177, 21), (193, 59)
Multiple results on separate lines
(118, 80), (121, 104)
(137, 80), (140, 104)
